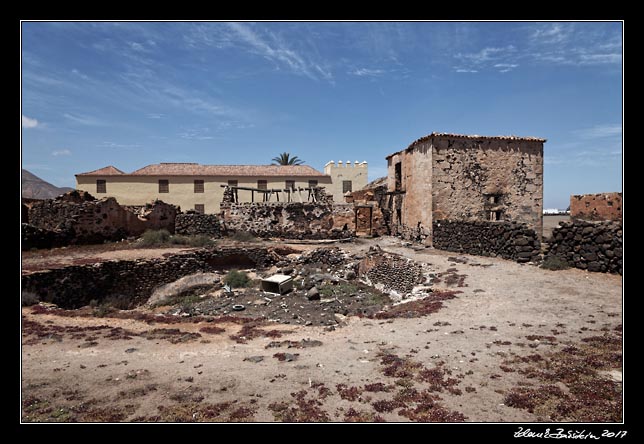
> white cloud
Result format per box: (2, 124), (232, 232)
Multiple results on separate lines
(455, 68), (478, 73)
(51, 149), (71, 156)
(22, 114), (39, 128)
(98, 141), (141, 149)
(574, 124), (622, 139)
(129, 42), (145, 51)
(349, 68), (386, 77)
(494, 63), (519, 73)
(456, 46), (516, 65)
(531, 23), (570, 44)
(64, 113), (103, 126)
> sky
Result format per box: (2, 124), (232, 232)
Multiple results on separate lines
(21, 21), (622, 209)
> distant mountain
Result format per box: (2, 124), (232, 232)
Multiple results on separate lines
(22, 169), (74, 199)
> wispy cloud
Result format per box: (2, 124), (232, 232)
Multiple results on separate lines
(64, 113), (104, 126)
(574, 124), (622, 139)
(51, 149), (71, 156)
(349, 68), (386, 77)
(178, 127), (214, 141)
(531, 23), (571, 44)
(22, 114), (39, 128)
(146, 113), (164, 119)
(494, 63), (519, 73)
(454, 45), (518, 73)
(455, 68), (478, 73)
(98, 141), (141, 149)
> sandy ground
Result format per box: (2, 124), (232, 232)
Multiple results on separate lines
(542, 215), (570, 240)
(21, 237), (622, 423)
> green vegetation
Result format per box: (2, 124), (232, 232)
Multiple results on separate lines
(229, 231), (257, 242)
(271, 152), (304, 165)
(224, 270), (251, 288)
(541, 255), (570, 271)
(140, 229), (214, 247)
(140, 229), (171, 246)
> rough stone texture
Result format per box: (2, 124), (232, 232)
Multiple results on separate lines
(358, 246), (425, 293)
(570, 192), (622, 222)
(21, 223), (61, 250)
(175, 213), (222, 237)
(433, 220), (541, 263)
(22, 204), (29, 224)
(545, 220), (622, 274)
(24, 190), (177, 249)
(386, 134), (544, 245)
(146, 272), (221, 306)
(220, 202), (354, 239)
(348, 183), (389, 237)
(21, 247), (284, 309)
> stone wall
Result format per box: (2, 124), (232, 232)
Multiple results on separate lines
(24, 190), (177, 249)
(220, 202), (354, 239)
(21, 246), (283, 309)
(570, 192), (622, 222)
(433, 220), (541, 263)
(347, 184), (389, 237)
(175, 213), (222, 237)
(545, 220), (622, 274)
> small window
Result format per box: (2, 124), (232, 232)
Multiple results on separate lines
(489, 195), (497, 204)
(342, 180), (353, 193)
(489, 210), (503, 221)
(159, 179), (169, 193)
(394, 162), (402, 191)
(194, 180), (204, 193)
(309, 180), (318, 188)
(194, 204), (205, 214)
(228, 180), (238, 187)
(285, 180), (295, 190)
(96, 179), (106, 194)
(257, 180), (267, 190)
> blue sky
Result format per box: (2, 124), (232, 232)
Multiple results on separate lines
(21, 21), (622, 209)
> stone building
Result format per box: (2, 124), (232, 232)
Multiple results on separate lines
(76, 163), (332, 214)
(386, 132), (545, 245)
(324, 160), (368, 203)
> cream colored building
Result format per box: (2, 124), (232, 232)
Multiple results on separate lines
(323, 160), (368, 203)
(75, 163), (332, 214)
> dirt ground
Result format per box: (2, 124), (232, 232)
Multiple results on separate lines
(542, 215), (570, 240)
(21, 237), (622, 423)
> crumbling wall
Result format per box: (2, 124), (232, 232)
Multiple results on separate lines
(545, 220), (622, 274)
(433, 220), (541, 263)
(348, 184), (389, 237)
(25, 191), (177, 248)
(21, 246), (283, 309)
(175, 213), (222, 237)
(570, 192), (622, 222)
(358, 246), (425, 294)
(220, 202), (354, 239)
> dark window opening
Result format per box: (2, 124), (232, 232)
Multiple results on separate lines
(194, 180), (204, 193)
(395, 162), (402, 191)
(158, 179), (169, 193)
(195, 204), (205, 214)
(257, 180), (267, 190)
(342, 180), (353, 193)
(489, 210), (503, 221)
(228, 180), (238, 187)
(396, 209), (402, 224)
(285, 180), (295, 190)
(96, 179), (106, 194)
(308, 180), (318, 188)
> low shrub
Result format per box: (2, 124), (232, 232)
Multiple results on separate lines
(541, 255), (570, 271)
(229, 231), (257, 242)
(224, 270), (251, 288)
(170, 234), (214, 247)
(140, 229), (171, 246)
(22, 291), (40, 306)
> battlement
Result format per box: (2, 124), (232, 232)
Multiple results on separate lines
(324, 160), (368, 174)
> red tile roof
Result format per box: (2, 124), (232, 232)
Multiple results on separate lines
(77, 163), (328, 177)
(386, 132), (546, 159)
(76, 165), (125, 176)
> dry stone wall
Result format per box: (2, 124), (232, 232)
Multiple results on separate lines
(21, 247), (282, 309)
(175, 213), (222, 237)
(221, 202), (354, 239)
(545, 220), (622, 274)
(433, 220), (541, 263)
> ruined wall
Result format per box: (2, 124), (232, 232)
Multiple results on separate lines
(570, 193), (622, 222)
(348, 184), (389, 237)
(175, 214), (222, 237)
(433, 220), (541, 263)
(545, 220), (622, 274)
(25, 191), (177, 248)
(220, 202), (355, 239)
(21, 247), (282, 309)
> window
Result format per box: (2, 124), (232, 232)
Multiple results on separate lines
(309, 180), (318, 188)
(395, 162), (402, 191)
(96, 179), (106, 194)
(489, 195), (497, 204)
(285, 180), (295, 190)
(194, 180), (204, 193)
(195, 204), (205, 214)
(342, 180), (353, 193)
(159, 179), (169, 193)
(228, 180), (238, 187)
(489, 210), (503, 221)
(257, 180), (267, 190)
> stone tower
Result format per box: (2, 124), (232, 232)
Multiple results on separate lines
(323, 160), (368, 203)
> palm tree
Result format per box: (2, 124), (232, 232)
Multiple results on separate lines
(271, 152), (304, 165)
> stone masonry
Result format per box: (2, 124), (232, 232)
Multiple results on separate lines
(386, 133), (544, 246)
(570, 192), (622, 222)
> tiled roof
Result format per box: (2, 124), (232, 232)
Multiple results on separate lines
(78, 163), (328, 177)
(76, 165), (125, 176)
(386, 132), (546, 159)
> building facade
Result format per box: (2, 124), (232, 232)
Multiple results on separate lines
(323, 160), (368, 203)
(76, 163), (332, 214)
(386, 132), (545, 244)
